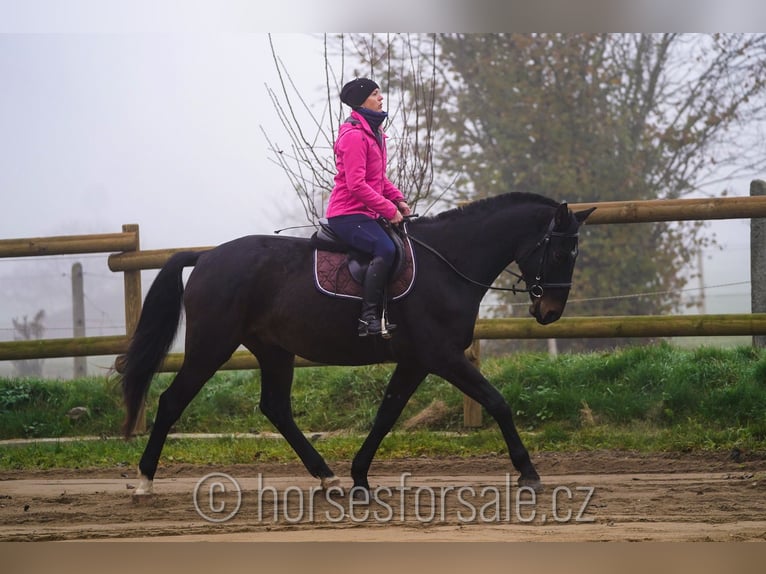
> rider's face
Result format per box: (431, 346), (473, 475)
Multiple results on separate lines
(360, 89), (384, 112)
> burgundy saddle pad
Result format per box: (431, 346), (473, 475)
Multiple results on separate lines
(313, 236), (416, 301)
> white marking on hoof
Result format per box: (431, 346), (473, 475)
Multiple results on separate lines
(133, 474), (154, 496)
(320, 475), (340, 490)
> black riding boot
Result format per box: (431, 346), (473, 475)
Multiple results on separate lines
(358, 257), (396, 337)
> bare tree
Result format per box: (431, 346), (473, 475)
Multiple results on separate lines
(262, 33), (443, 226)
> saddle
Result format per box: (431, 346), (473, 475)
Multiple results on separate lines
(311, 219), (416, 301)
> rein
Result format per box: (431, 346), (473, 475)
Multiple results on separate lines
(404, 217), (579, 298)
(405, 234), (530, 294)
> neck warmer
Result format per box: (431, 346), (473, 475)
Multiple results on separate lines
(355, 107), (388, 134)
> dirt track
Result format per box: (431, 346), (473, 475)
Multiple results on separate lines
(2, 450), (766, 542)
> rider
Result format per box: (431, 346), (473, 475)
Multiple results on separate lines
(326, 77), (411, 337)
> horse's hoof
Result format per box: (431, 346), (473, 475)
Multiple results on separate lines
(320, 475), (341, 490)
(134, 474), (154, 496)
(131, 492), (156, 505)
(350, 486), (371, 503)
(518, 476), (544, 493)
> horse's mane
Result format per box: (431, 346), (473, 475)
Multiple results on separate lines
(418, 192), (558, 225)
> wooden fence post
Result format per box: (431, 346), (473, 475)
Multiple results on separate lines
(752, 180), (766, 349)
(121, 224), (146, 432)
(71, 262), (87, 378)
(122, 224), (143, 336)
(463, 339), (483, 427)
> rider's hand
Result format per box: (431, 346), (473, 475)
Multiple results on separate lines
(397, 201), (412, 216)
(389, 210), (404, 225)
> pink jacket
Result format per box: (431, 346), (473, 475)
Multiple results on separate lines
(326, 110), (405, 220)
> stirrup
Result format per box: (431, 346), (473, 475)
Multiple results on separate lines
(358, 318), (379, 337)
(358, 318), (396, 338)
(379, 311), (396, 339)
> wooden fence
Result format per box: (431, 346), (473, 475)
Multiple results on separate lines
(3, 192), (766, 425)
(0, 224), (142, 361)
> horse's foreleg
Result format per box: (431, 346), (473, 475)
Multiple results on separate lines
(433, 355), (542, 491)
(351, 362), (428, 491)
(253, 346), (337, 487)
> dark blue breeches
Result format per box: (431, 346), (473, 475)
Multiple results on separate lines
(326, 214), (396, 268)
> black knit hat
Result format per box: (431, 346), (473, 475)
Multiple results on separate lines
(340, 77), (380, 107)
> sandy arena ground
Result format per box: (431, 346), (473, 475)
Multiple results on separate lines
(1, 450), (765, 542)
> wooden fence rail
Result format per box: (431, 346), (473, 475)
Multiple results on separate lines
(572, 195), (766, 224)
(0, 336), (129, 361)
(0, 231), (138, 258)
(3, 314), (765, 363)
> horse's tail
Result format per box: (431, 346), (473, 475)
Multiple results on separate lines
(120, 250), (204, 438)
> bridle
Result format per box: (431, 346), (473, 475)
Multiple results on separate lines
(506, 217), (580, 297)
(405, 215), (580, 299)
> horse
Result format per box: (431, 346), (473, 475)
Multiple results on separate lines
(119, 192), (595, 496)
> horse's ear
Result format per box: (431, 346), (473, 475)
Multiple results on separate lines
(574, 207), (597, 224)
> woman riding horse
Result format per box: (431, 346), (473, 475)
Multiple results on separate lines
(325, 77), (412, 336)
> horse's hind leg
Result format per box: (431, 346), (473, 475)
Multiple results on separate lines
(135, 342), (239, 495)
(246, 342), (337, 487)
(351, 362), (428, 491)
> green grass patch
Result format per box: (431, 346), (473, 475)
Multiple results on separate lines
(2, 423), (763, 471)
(1, 342), (765, 470)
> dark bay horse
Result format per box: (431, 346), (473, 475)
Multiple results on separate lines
(120, 192), (595, 495)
